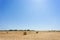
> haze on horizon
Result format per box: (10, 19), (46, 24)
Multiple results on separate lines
(0, 0), (60, 30)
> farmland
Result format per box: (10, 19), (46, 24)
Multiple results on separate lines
(0, 30), (60, 40)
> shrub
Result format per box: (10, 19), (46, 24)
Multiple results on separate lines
(36, 31), (38, 34)
(6, 32), (8, 33)
(23, 32), (27, 35)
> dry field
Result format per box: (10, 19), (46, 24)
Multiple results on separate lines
(0, 31), (60, 40)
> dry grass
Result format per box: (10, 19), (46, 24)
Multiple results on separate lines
(0, 31), (60, 40)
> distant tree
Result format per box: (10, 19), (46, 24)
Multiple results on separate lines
(14, 29), (17, 31)
(27, 29), (30, 31)
(9, 29), (13, 31)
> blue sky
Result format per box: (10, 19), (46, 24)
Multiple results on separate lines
(0, 0), (60, 30)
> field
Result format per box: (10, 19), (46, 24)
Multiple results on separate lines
(0, 31), (60, 40)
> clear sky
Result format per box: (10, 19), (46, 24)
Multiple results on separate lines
(0, 0), (60, 30)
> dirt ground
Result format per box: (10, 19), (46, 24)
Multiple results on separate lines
(0, 31), (60, 40)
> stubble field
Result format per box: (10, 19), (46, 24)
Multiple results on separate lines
(0, 31), (60, 40)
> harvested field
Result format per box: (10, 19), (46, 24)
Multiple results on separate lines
(0, 31), (60, 40)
